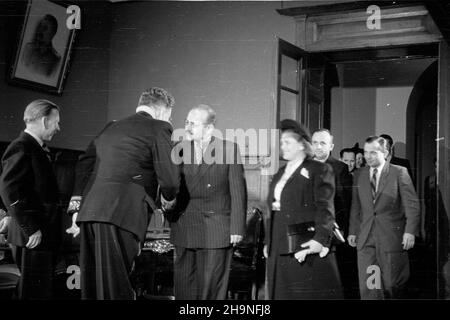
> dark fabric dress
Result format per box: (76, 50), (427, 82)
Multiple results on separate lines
(266, 158), (343, 300)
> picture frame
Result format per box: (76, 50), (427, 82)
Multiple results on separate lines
(8, 0), (77, 95)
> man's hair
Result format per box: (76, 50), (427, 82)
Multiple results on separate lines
(138, 87), (175, 109)
(340, 148), (355, 159)
(23, 99), (59, 124)
(379, 134), (394, 154)
(193, 104), (216, 125)
(312, 128), (334, 144)
(365, 135), (388, 153)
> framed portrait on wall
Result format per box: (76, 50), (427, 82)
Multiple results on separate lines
(8, 0), (77, 95)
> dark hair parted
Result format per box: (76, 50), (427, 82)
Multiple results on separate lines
(138, 87), (175, 108)
(340, 148), (356, 159)
(379, 134), (393, 154)
(365, 135), (388, 153)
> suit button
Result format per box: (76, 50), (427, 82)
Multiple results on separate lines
(374, 212), (377, 216)
(207, 184), (211, 188)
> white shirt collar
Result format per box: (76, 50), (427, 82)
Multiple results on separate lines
(136, 105), (156, 118)
(370, 161), (385, 174)
(24, 129), (44, 147)
(194, 135), (212, 150)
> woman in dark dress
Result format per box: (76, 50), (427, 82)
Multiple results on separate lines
(264, 120), (342, 299)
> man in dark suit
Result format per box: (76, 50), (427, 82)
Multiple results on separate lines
(66, 87), (180, 300)
(170, 105), (247, 300)
(340, 148), (356, 174)
(312, 129), (357, 299)
(0, 99), (61, 299)
(348, 136), (420, 299)
(380, 134), (414, 183)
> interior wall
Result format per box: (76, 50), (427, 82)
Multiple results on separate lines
(331, 87), (376, 157)
(108, 1), (297, 138)
(331, 86), (412, 159)
(375, 87), (413, 158)
(0, 0), (111, 151)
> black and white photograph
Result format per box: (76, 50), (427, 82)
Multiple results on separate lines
(0, 0), (449, 313)
(9, 0), (76, 94)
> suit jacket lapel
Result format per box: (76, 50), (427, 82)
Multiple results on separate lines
(360, 168), (374, 207)
(187, 137), (217, 191)
(374, 163), (390, 203)
(283, 161), (306, 189)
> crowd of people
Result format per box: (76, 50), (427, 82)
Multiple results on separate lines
(0, 87), (424, 300)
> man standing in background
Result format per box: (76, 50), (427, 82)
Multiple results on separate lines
(0, 99), (61, 299)
(312, 129), (358, 298)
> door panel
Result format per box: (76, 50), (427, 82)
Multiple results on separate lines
(437, 40), (450, 299)
(276, 38), (331, 132)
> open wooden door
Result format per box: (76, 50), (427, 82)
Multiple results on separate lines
(276, 38), (332, 133)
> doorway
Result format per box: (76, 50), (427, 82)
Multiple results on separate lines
(276, 41), (443, 298)
(329, 57), (440, 298)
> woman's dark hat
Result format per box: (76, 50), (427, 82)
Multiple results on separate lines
(279, 119), (312, 144)
(352, 143), (364, 154)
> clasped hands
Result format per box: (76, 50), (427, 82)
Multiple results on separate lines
(161, 195), (176, 213)
(66, 196), (81, 238)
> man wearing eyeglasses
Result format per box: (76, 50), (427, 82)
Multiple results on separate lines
(169, 105), (247, 300)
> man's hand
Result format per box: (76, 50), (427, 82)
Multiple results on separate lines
(66, 212), (80, 238)
(0, 216), (11, 234)
(230, 234), (243, 246)
(161, 195), (176, 212)
(402, 233), (415, 250)
(26, 230), (42, 249)
(347, 235), (357, 247)
(66, 196), (81, 238)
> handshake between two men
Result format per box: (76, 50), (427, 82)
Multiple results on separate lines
(65, 195), (176, 238)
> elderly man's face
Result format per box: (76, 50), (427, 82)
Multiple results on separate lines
(312, 131), (334, 161)
(185, 109), (208, 142)
(42, 109), (60, 141)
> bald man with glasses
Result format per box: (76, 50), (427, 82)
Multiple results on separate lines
(170, 105), (247, 300)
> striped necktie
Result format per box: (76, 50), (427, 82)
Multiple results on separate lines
(371, 168), (378, 200)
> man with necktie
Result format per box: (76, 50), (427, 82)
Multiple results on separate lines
(348, 136), (420, 299)
(170, 105), (247, 300)
(0, 99), (61, 299)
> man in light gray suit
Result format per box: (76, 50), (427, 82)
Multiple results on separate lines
(348, 136), (420, 299)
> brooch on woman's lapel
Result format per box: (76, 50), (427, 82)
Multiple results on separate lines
(300, 168), (310, 179)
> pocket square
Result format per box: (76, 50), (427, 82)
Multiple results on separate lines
(300, 168), (309, 179)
